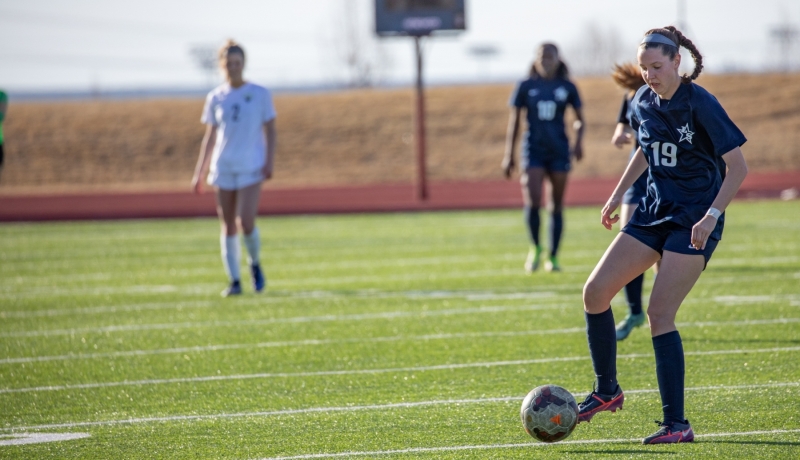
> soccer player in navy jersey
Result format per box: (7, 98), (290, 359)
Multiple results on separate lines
(609, 63), (657, 341)
(577, 26), (748, 444)
(503, 43), (584, 273)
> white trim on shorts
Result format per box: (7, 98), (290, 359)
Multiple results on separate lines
(207, 170), (264, 191)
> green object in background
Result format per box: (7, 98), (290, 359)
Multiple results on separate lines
(0, 89), (7, 144)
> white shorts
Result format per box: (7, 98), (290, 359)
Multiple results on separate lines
(207, 170), (264, 191)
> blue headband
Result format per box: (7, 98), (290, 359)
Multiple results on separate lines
(641, 33), (678, 48)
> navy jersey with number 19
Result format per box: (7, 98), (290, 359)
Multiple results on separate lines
(629, 82), (746, 240)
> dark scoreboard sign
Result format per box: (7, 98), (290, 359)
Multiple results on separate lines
(375, 0), (466, 36)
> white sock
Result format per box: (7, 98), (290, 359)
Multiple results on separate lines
(220, 234), (241, 282)
(243, 228), (261, 266)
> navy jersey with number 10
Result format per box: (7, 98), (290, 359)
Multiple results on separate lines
(629, 82), (746, 240)
(510, 77), (581, 165)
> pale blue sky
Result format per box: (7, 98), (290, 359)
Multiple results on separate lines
(1, 0), (798, 92)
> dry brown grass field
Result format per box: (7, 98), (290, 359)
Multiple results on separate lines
(2, 73), (799, 194)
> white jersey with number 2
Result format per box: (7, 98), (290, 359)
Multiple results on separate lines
(201, 82), (277, 174)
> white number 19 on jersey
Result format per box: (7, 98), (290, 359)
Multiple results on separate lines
(650, 142), (678, 167)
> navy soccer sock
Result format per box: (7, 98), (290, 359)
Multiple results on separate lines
(653, 331), (685, 423)
(585, 309), (618, 395)
(624, 273), (644, 315)
(549, 211), (563, 257)
(523, 206), (541, 247)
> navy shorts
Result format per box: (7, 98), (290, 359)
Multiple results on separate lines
(622, 172), (647, 205)
(622, 222), (719, 269)
(523, 155), (571, 172)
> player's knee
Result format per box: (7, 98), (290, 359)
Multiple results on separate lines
(646, 310), (674, 331)
(221, 222), (237, 237)
(582, 278), (610, 312)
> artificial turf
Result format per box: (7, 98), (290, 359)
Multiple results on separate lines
(1, 200), (798, 459)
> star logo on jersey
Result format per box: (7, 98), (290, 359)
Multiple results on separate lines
(554, 86), (569, 102)
(677, 123), (694, 144)
(245, 94), (252, 102)
(528, 89), (540, 97)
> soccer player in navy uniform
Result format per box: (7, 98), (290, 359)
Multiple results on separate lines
(577, 26), (748, 444)
(0, 88), (7, 181)
(503, 43), (584, 273)
(609, 63), (655, 341)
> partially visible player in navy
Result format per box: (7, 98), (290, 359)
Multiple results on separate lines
(609, 63), (655, 341)
(503, 43), (584, 273)
(0, 88), (7, 181)
(576, 26), (748, 444)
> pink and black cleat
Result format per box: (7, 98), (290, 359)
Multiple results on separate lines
(642, 420), (695, 444)
(577, 385), (624, 423)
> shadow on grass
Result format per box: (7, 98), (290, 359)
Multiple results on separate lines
(566, 449), (676, 455)
(709, 440), (800, 447)
(683, 338), (800, 345)
(708, 266), (798, 274)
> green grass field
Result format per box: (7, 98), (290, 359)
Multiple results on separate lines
(1, 200), (799, 459)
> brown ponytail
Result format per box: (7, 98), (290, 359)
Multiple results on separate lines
(640, 26), (703, 84)
(611, 62), (646, 93)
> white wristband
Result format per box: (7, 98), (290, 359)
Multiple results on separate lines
(706, 207), (722, 219)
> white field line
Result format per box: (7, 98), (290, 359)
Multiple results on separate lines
(4, 293), (797, 339)
(1, 382), (798, 433)
(5, 316), (800, 365)
(0, 327), (586, 365)
(1, 254), (520, 284)
(0, 290), (563, 319)
(0, 267), (794, 301)
(712, 255), (800, 266)
(0, 300), (216, 319)
(0, 264), (537, 297)
(255, 429), (800, 460)
(3, 251), (793, 288)
(1, 285), (796, 324)
(3, 346), (799, 395)
(0, 303), (572, 339)
(0, 432), (91, 446)
(0, 283), (221, 299)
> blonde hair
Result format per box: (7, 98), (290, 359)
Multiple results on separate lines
(218, 39), (245, 65)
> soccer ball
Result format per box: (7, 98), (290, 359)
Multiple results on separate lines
(520, 384), (579, 443)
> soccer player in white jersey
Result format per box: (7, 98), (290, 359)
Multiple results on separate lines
(192, 40), (277, 297)
(576, 26), (748, 444)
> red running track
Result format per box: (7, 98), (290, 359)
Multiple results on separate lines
(0, 172), (797, 222)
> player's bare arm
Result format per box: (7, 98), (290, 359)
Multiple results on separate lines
(192, 125), (217, 194)
(611, 122), (633, 148)
(571, 108), (585, 161)
(691, 146), (748, 249)
(262, 119), (277, 180)
(502, 107), (522, 178)
(601, 147), (648, 229)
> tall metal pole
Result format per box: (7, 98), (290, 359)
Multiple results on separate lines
(414, 35), (428, 201)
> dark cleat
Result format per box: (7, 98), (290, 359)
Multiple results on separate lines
(221, 280), (242, 297)
(251, 264), (266, 293)
(578, 385), (624, 423)
(642, 420), (695, 444)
